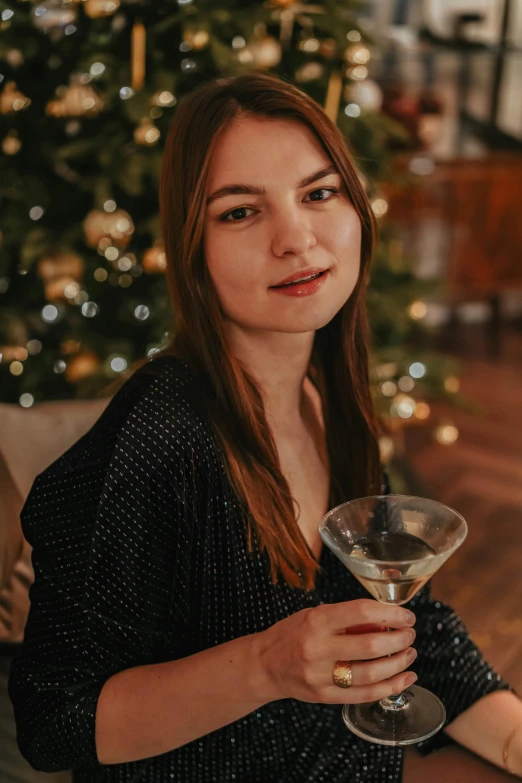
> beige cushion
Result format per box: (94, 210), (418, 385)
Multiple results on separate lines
(0, 398), (111, 643)
(0, 399), (110, 500)
(0, 449), (24, 596)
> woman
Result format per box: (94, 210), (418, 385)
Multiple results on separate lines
(8, 73), (522, 782)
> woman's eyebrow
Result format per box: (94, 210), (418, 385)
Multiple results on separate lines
(206, 163), (339, 207)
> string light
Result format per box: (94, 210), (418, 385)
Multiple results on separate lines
(381, 381), (397, 397)
(29, 206), (44, 220)
(134, 305), (150, 320)
(435, 424), (459, 445)
(81, 301), (99, 317)
(371, 198), (388, 217)
(391, 394), (416, 419)
(117, 256), (132, 271)
(414, 402), (431, 420)
(54, 360), (66, 374)
(409, 301), (428, 320)
(349, 65), (368, 81)
(26, 339), (42, 354)
(444, 376), (460, 393)
(377, 362), (398, 379)
(90, 62), (106, 77)
(344, 103), (360, 118)
(41, 304), (59, 322)
(300, 38), (320, 53)
(104, 246), (119, 261)
(154, 91), (176, 107)
(398, 375), (415, 392)
(108, 355), (127, 373)
(409, 362), (426, 378)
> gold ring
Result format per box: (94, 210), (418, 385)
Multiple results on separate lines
(333, 660), (353, 689)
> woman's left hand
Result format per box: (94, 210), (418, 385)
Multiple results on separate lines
(445, 691), (522, 777)
(507, 724), (522, 778)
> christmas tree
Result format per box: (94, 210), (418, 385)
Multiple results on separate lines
(0, 0), (462, 473)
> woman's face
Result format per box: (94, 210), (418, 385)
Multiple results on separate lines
(203, 115), (361, 339)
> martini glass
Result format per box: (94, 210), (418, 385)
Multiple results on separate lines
(319, 494), (467, 746)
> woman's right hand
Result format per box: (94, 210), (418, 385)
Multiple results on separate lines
(255, 599), (418, 705)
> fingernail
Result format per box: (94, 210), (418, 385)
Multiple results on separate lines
(404, 611), (416, 625)
(405, 672), (418, 686)
(407, 629), (416, 643)
(406, 648), (417, 663)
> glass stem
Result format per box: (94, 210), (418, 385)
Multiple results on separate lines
(379, 627), (409, 711)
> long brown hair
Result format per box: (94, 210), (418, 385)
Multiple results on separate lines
(106, 73), (384, 591)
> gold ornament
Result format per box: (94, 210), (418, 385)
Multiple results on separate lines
(319, 38), (337, 59)
(83, 208), (134, 249)
(245, 33), (282, 70)
(346, 64), (368, 82)
(131, 20), (146, 90)
(183, 24), (210, 51)
(0, 345), (28, 363)
(345, 78), (383, 112)
(83, 0), (120, 19)
(5, 49), (24, 68)
(142, 243), (167, 274)
(414, 402), (431, 420)
(44, 276), (80, 302)
(390, 392), (416, 418)
(134, 117), (160, 146)
(0, 82), (31, 114)
(2, 131), (22, 155)
(152, 90), (176, 107)
(32, 0), (78, 30)
(409, 300), (428, 320)
(344, 43), (371, 65)
(434, 423), (459, 446)
(46, 80), (105, 118)
(444, 376), (460, 394)
(65, 351), (99, 384)
(37, 251), (84, 282)
(61, 339), (81, 355)
(295, 61), (325, 83)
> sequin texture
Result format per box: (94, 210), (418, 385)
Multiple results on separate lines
(8, 356), (514, 782)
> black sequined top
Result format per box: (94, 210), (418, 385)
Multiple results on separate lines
(9, 356), (513, 783)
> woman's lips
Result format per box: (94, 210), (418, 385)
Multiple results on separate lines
(269, 269), (330, 297)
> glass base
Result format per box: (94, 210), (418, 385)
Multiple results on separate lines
(342, 684), (446, 746)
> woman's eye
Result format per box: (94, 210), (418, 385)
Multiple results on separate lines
(305, 187), (339, 203)
(219, 187), (338, 223)
(220, 206), (256, 223)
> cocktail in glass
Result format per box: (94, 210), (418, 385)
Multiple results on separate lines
(319, 494), (468, 746)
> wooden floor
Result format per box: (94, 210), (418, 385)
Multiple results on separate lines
(403, 323), (522, 694)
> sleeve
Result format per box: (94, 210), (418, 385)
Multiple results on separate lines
(8, 383), (199, 773)
(381, 468), (518, 756)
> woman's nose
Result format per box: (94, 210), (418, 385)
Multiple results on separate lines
(271, 214), (317, 258)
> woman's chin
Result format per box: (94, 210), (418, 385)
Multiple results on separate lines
(263, 311), (341, 334)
